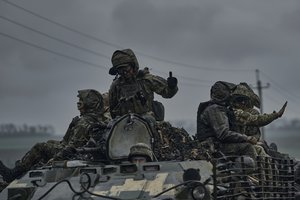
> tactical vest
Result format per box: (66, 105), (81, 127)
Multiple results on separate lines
(114, 79), (152, 116)
(68, 114), (107, 147)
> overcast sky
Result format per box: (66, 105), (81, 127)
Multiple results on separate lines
(1, 0), (300, 136)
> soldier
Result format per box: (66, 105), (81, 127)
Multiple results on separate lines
(128, 143), (154, 164)
(231, 83), (287, 173)
(0, 89), (108, 183)
(108, 49), (178, 120)
(231, 83), (287, 145)
(196, 81), (258, 160)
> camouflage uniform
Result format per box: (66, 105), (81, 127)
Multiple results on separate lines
(231, 83), (287, 183)
(234, 107), (279, 140)
(0, 89), (109, 183)
(231, 83), (283, 156)
(232, 83), (279, 138)
(108, 49), (178, 119)
(196, 81), (258, 160)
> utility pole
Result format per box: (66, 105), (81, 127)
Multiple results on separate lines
(254, 69), (270, 140)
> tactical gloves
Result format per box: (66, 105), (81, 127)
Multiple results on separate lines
(247, 136), (258, 145)
(276, 101), (287, 118)
(167, 71), (178, 89)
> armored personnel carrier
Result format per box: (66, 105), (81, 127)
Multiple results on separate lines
(0, 113), (297, 199)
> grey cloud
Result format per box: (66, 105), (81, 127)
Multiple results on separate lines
(112, 0), (221, 49)
(110, 0), (300, 66)
(280, 7), (300, 33)
(1, 0), (300, 135)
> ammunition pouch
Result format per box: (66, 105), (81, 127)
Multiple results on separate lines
(152, 101), (165, 121)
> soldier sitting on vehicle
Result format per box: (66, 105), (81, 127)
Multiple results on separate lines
(231, 83), (287, 156)
(0, 89), (109, 183)
(230, 83), (288, 184)
(196, 81), (258, 161)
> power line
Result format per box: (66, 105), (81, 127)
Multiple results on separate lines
(0, 15), (110, 59)
(136, 52), (253, 72)
(3, 0), (254, 72)
(252, 69), (270, 139)
(2, 0), (122, 49)
(151, 69), (213, 84)
(269, 86), (299, 105)
(0, 31), (108, 70)
(253, 69), (270, 113)
(259, 70), (300, 111)
(179, 81), (211, 88)
(264, 93), (285, 106)
(260, 70), (300, 102)
(264, 93), (300, 116)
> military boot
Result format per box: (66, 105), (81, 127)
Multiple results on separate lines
(0, 161), (25, 183)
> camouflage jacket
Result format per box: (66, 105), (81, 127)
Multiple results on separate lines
(196, 103), (248, 143)
(109, 73), (178, 118)
(62, 113), (109, 148)
(233, 107), (278, 140)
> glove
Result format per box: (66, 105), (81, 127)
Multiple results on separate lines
(247, 136), (257, 145)
(276, 101), (287, 118)
(167, 71), (178, 89)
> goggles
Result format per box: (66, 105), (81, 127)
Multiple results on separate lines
(116, 63), (133, 75)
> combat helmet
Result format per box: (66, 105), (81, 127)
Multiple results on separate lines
(240, 82), (260, 108)
(210, 81), (236, 102)
(232, 83), (260, 108)
(77, 89), (104, 113)
(128, 143), (153, 162)
(109, 49), (139, 75)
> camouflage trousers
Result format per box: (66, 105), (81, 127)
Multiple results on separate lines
(254, 144), (278, 184)
(18, 140), (63, 171)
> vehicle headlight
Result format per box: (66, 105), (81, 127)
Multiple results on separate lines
(191, 183), (210, 200)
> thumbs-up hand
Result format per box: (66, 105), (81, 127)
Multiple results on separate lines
(167, 71), (178, 89)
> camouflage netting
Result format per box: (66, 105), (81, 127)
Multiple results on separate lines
(154, 121), (192, 161)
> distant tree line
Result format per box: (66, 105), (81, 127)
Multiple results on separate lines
(0, 123), (55, 136)
(172, 118), (300, 133)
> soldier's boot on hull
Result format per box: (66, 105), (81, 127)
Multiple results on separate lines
(0, 161), (25, 183)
